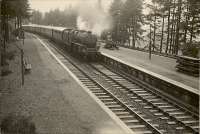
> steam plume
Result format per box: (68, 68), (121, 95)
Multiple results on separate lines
(76, 0), (112, 36)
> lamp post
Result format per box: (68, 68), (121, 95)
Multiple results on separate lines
(0, 0), (2, 68)
(0, 0), (2, 38)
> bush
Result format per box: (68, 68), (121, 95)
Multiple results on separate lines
(5, 51), (16, 61)
(1, 69), (12, 77)
(0, 114), (36, 134)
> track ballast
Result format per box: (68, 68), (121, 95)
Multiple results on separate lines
(40, 36), (199, 134)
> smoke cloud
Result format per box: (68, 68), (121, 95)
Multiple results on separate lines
(76, 1), (112, 36)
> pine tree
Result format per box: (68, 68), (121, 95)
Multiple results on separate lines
(109, 0), (123, 42)
(41, 7), (77, 28)
(160, 12), (167, 53)
(188, 0), (200, 44)
(7, 0), (30, 28)
(146, 0), (167, 52)
(1, 0), (30, 67)
(121, 0), (144, 48)
(31, 10), (43, 25)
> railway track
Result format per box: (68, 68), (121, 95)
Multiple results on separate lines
(40, 36), (199, 134)
(89, 64), (199, 134)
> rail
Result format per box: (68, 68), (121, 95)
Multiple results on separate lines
(99, 53), (199, 114)
(41, 35), (199, 133)
(90, 63), (199, 133)
(47, 40), (162, 134)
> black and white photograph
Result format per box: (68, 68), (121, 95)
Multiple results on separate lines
(0, 0), (199, 133)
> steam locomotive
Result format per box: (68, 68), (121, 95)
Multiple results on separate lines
(22, 25), (100, 60)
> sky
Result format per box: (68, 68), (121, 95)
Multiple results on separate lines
(28, 0), (113, 13)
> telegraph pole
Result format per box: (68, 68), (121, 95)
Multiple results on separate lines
(13, 39), (25, 86)
(149, 24), (152, 60)
(20, 29), (25, 85)
(21, 49), (24, 85)
(0, 0), (2, 67)
(1, 0), (6, 67)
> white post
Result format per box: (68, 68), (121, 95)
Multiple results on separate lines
(129, 36), (133, 47)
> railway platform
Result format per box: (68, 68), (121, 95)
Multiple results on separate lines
(0, 33), (133, 134)
(100, 46), (199, 91)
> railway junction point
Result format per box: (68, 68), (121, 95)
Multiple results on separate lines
(100, 46), (199, 91)
(0, 33), (133, 134)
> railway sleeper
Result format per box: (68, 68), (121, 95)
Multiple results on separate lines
(129, 124), (146, 129)
(131, 130), (153, 134)
(129, 88), (143, 91)
(168, 111), (185, 116)
(84, 83), (96, 86)
(104, 101), (118, 105)
(175, 127), (185, 130)
(133, 90), (148, 93)
(182, 120), (199, 124)
(110, 108), (126, 112)
(137, 93), (152, 96)
(82, 81), (94, 84)
(157, 105), (173, 108)
(124, 120), (140, 125)
(153, 102), (169, 105)
(80, 80), (91, 82)
(94, 92), (108, 95)
(118, 114), (134, 119)
(107, 104), (122, 109)
(86, 85), (99, 88)
(144, 106), (153, 109)
(89, 87), (101, 90)
(159, 117), (169, 120)
(115, 111), (130, 116)
(148, 98), (162, 102)
(162, 108), (178, 112)
(142, 95), (156, 99)
(175, 116), (193, 120)
(191, 125), (199, 129)
(97, 95), (111, 98)
(79, 78), (89, 80)
(100, 98), (114, 101)
(167, 121), (176, 125)
(153, 112), (164, 116)
(149, 109), (158, 113)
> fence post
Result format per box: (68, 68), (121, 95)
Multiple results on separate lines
(21, 49), (24, 86)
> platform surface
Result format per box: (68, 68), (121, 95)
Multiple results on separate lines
(100, 46), (199, 90)
(0, 34), (132, 134)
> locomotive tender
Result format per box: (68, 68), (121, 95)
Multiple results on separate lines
(22, 25), (100, 60)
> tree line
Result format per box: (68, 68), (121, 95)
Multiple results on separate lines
(30, 7), (78, 28)
(3, 0), (198, 57)
(1, 0), (30, 33)
(108, 0), (200, 57)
